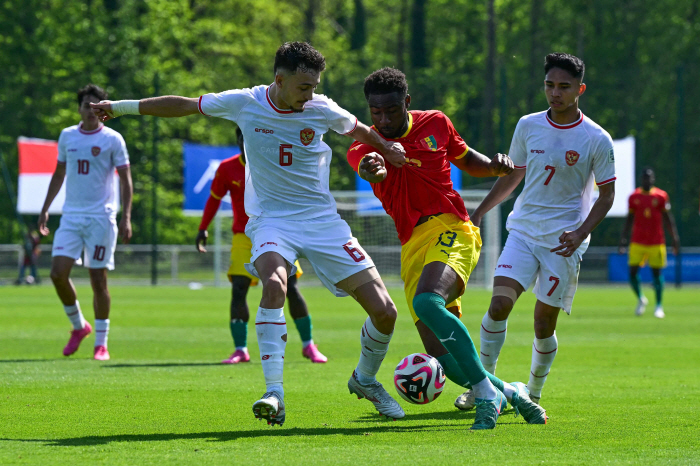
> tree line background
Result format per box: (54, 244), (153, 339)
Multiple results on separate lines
(1, 0), (698, 247)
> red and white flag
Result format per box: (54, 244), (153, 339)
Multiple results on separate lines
(17, 137), (65, 214)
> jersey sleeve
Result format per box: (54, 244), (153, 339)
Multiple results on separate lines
(444, 113), (469, 160)
(209, 165), (229, 200)
(198, 88), (254, 121)
(111, 133), (130, 169)
(347, 142), (377, 172)
(593, 133), (616, 186)
(319, 95), (358, 135)
(508, 118), (528, 168)
(57, 130), (67, 164)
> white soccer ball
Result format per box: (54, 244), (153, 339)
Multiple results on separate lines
(394, 353), (446, 404)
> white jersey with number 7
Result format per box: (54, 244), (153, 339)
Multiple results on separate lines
(199, 84), (358, 221)
(506, 110), (616, 253)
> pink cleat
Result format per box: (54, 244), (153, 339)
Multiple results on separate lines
(221, 349), (250, 364)
(94, 345), (110, 361)
(302, 343), (328, 363)
(63, 322), (92, 356)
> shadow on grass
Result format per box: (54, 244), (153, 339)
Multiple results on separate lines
(102, 363), (223, 368)
(0, 359), (66, 363)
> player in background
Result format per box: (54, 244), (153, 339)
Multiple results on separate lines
(196, 127), (327, 364)
(618, 168), (679, 318)
(347, 67), (547, 429)
(455, 53), (616, 409)
(38, 84), (133, 361)
(92, 42), (408, 425)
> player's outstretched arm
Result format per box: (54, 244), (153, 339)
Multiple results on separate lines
(452, 148), (514, 178)
(662, 210), (681, 255)
(117, 166), (133, 244)
(358, 153), (388, 184)
(552, 182), (615, 257)
(38, 163), (67, 236)
(91, 96), (199, 122)
(348, 122), (407, 168)
(470, 168), (526, 227)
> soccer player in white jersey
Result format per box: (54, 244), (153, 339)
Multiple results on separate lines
(454, 53), (616, 410)
(38, 84), (133, 361)
(91, 42), (408, 425)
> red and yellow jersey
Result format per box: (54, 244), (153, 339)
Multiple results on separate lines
(347, 110), (469, 244)
(629, 187), (670, 245)
(208, 154), (248, 233)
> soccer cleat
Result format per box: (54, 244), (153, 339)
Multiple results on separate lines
(511, 382), (547, 424)
(252, 391), (285, 426)
(302, 343), (328, 363)
(654, 306), (665, 319)
(63, 322), (92, 356)
(454, 389), (476, 411)
(221, 349), (250, 364)
(635, 296), (648, 316)
(93, 345), (110, 361)
(348, 370), (405, 420)
(470, 391), (506, 430)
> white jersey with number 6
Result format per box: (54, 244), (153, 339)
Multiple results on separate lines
(57, 123), (129, 217)
(199, 84), (358, 221)
(506, 110), (616, 254)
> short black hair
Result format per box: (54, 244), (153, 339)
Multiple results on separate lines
(544, 53), (585, 81)
(77, 84), (108, 105)
(642, 167), (655, 177)
(274, 42), (326, 75)
(363, 67), (408, 100)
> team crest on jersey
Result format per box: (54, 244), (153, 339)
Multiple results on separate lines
(565, 150), (580, 166)
(421, 135), (438, 151)
(91, 146), (101, 156)
(300, 128), (315, 146)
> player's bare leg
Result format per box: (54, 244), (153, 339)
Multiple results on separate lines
(222, 276), (252, 364)
(527, 300), (560, 404)
(51, 256), (92, 356)
(251, 252), (290, 426)
(288, 275), (327, 363)
(339, 271), (404, 420)
(89, 268), (111, 360)
(629, 265), (648, 316)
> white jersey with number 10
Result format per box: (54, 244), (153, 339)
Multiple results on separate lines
(199, 84), (358, 221)
(506, 110), (616, 254)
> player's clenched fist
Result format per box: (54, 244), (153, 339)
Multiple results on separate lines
(359, 152), (388, 183)
(90, 101), (115, 122)
(488, 153), (514, 177)
(382, 142), (408, 168)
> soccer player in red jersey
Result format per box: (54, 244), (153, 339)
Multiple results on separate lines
(196, 128), (327, 363)
(347, 68), (547, 429)
(619, 168), (680, 318)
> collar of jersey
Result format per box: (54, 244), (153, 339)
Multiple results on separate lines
(78, 122), (104, 135)
(266, 85), (296, 114)
(545, 109), (584, 129)
(372, 112), (413, 140)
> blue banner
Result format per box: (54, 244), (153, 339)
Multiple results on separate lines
(182, 142), (240, 214)
(608, 253), (700, 282)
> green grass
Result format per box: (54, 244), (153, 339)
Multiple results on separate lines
(1, 285), (699, 465)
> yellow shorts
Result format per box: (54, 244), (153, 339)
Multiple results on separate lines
(628, 242), (667, 269)
(228, 233), (302, 285)
(400, 213), (482, 324)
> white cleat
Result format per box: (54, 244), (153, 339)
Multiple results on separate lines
(654, 306), (665, 319)
(635, 296), (648, 316)
(348, 371), (405, 420)
(454, 389), (476, 411)
(252, 391), (285, 426)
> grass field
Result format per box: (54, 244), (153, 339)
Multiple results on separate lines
(1, 284), (699, 465)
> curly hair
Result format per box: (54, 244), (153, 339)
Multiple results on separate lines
(544, 53), (585, 81)
(363, 67), (408, 100)
(77, 84), (108, 105)
(274, 42), (326, 75)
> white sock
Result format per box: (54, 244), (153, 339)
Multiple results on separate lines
(95, 319), (110, 347)
(355, 317), (391, 385)
(472, 377), (498, 400)
(302, 339), (313, 349)
(501, 382), (516, 402)
(255, 307), (287, 397)
(528, 333), (558, 398)
(479, 313), (508, 374)
(64, 301), (86, 330)
(235, 346), (248, 352)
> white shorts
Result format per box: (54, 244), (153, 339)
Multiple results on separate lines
(244, 214), (375, 297)
(494, 231), (581, 314)
(52, 214), (118, 270)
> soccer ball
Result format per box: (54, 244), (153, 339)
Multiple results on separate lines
(393, 353), (446, 404)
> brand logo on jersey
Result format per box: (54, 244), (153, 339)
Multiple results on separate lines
(565, 150), (580, 166)
(300, 128), (315, 146)
(421, 135), (438, 151)
(255, 128), (274, 134)
(530, 149), (544, 154)
(91, 146), (101, 156)
(652, 198), (658, 207)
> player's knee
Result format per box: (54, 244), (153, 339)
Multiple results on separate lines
(488, 296), (514, 321)
(262, 274), (287, 301)
(533, 319), (555, 339)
